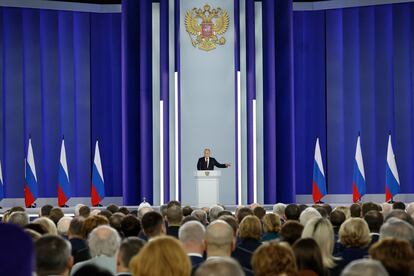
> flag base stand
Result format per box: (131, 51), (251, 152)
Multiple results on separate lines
(387, 199), (395, 204)
(28, 203), (37, 208)
(93, 203), (103, 207)
(315, 201), (325, 204)
(59, 204), (69, 208)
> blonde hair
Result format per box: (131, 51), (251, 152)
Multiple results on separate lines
(239, 215), (262, 240)
(33, 217), (58, 235)
(302, 218), (338, 268)
(262, 213), (281, 233)
(334, 206), (351, 219)
(130, 236), (191, 276)
(339, 218), (371, 248)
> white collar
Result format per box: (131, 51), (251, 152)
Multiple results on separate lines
(188, 253), (203, 258)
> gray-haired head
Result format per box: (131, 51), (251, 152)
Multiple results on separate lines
(179, 220), (205, 244)
(380, 217), (414, 245)
(209, 205), (225, 222)
(74, 204), (85, 217)
(341, 259), (388, 276)
(272, 203), (286, 217)
(299, 207), (322, 226)
(35, 235), (72, 276)
(57, 216), (73, 236)
(8, 211), (29, 227)
(195, 257), (244, 276)
(88, 225), (121, 258)
(191, 209), (208, 225)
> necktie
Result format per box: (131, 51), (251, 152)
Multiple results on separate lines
(206, 158), (209, 169)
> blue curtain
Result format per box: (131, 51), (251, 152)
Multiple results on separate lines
(0, 8), (121, 198)
(122, 0), (153, 205)
(294, 3), (414, 195)
(263, 0), (296, 203)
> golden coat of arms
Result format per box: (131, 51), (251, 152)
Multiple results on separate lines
(185, 4), (230, 51)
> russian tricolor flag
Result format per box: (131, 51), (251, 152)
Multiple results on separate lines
(312, 138), (327, 203)
(386, 134), (400, 202)
(58, 138), (71, 207)
(91, 140), (105, 206)
(0, 160), (4, 201)
(352, 135), (366, 202)
(24, 137), (38, 207)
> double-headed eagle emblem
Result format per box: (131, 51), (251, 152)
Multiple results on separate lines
(185, 4), (230, 51)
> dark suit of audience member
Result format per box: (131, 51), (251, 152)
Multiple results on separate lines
(334, 247), (369, 273)
(166, 225), (180, 239)
(70, 238), (91, 264)
(232, 237), (262, 270)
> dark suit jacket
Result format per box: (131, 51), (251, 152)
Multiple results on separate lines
(166, 225), (180, 239)
(231, 238), (262, 270)
(333, 247), (369, 275)
(190, 255), (204, 267)
(197, 157), (226, 170)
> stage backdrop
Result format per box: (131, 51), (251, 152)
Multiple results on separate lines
(179, 0), (236, 205)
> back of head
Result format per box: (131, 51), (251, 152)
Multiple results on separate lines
(99, 210), (112, 220)
(81, 215), (109, 238)
(195, 257), (244, 276)
(350, 203), (361, 218)
(339, 218), (371, 248)
(68, 217), (84, 238)
(364, 210), (383, 233)
(49, 207), (64, 225)
(253, 206), (266, 220)
(218, 215), (238, 237)
(386, 209), (413, 225)
(361, 202), (380, 217)
(280, 220), (304, 245)
(182, 206), (194, 217)
(302, 218), (335, 268)
(330, 209), (346, 229)
(121, 214), (141, 237)
(88, 225), (121, 257)
(272, 203), (286, 217)
(179, 220), (205, 244)
(0, 223), (33, 276)
(166, 205), (183, 225)
(74, 204), (85, 217)
(252, 241), (297, 276)
(106, 204), (119, 214)
(285, 204), (300, 221)
(239, 215), (262, 240)
(109, 213), (125, 233)
(292, 238), (324, 276)
(316, 206), (328, 218)
(369, 237), (414, 276)
(35, 235), (72, 276)
(341, 259), (388, 276)
(192, 209), (208, 225)
(209, 205), (225, 222)
(72, 264), (113, 276)
(57, 216), (73, 236)
(8, 211), (29, 227)
(406, 202), (414, 216)
(299, 207), (322, 226)
(393, 201), (406, 211)
(205, 220), (234, 255)
(167, 200), (181, 208)
(129, 236), (191, 276)
(262, 213), (281, 233)
(236, 207), (254, 223)
(34, 217), (58, 235)
(118, 237), (145, 269)
(380, 217), (414, 245)
(41, 204), (54, 217)
(141, 211), (164, 238)
(78, 205), (91, 218)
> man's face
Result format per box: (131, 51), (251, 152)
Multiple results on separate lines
(204, 149), (210, 158)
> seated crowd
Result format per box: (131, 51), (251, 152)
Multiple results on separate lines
(1, 200), (414, 275)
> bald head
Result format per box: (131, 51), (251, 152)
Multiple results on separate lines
(205, 220), (234, 257)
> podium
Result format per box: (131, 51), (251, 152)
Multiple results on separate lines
(194, 170), (221, 208)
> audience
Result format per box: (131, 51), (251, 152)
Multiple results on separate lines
(71, 225), (121, 275)
(252, 241), (297, 276)
(130, 236), (191, 276)
(116, 237), (145, 276)
(292, 238), (325, 276)
(261, 213), (281, 241)
(370, 238), (414, 276)
(35, 235), (73, 276)
(179, 221), (206, 267)
(232, 215), (262, 270)
(195, 257), (244, 276)
(7, 200), (414, 276)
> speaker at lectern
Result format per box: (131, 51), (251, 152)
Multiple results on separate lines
(195, 148), (231, 207)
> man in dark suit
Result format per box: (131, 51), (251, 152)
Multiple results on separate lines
(197, 148), (231, 170)
(116, 237), (146, 276)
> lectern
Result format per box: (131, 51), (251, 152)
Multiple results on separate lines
(194, 170), (221, 208)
